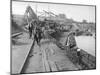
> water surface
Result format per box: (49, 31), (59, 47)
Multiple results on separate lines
(75, 36), (95, 56)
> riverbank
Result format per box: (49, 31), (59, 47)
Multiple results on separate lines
(50, 31), (95, 56)
(50, 31), (96, 69)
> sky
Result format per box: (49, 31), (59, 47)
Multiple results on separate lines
(12, 1), (95, 22)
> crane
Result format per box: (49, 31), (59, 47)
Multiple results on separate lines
(24, 6), (39, 27)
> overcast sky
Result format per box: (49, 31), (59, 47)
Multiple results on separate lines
(12, 1), (95, 22)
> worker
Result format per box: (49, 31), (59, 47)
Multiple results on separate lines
(28, 22), (32, 39)
(37, 27), (43, 45)
(65, 32), (77, 49)
(77, 48), (81, 65)
(33, 26), (39, 45)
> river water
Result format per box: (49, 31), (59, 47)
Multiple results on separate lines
(75, 36), (95, 56)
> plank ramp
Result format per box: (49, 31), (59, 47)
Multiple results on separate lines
(12, 32), (23, 38)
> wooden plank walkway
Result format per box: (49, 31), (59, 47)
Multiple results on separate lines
(12, 32), (79, 74)
(21, 39), (78, 74)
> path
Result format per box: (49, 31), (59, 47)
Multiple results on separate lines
(12, 32), (79, 74)
(21, 38), (78, 74)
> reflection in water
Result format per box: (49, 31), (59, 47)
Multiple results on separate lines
(75, 36), (95, 56)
